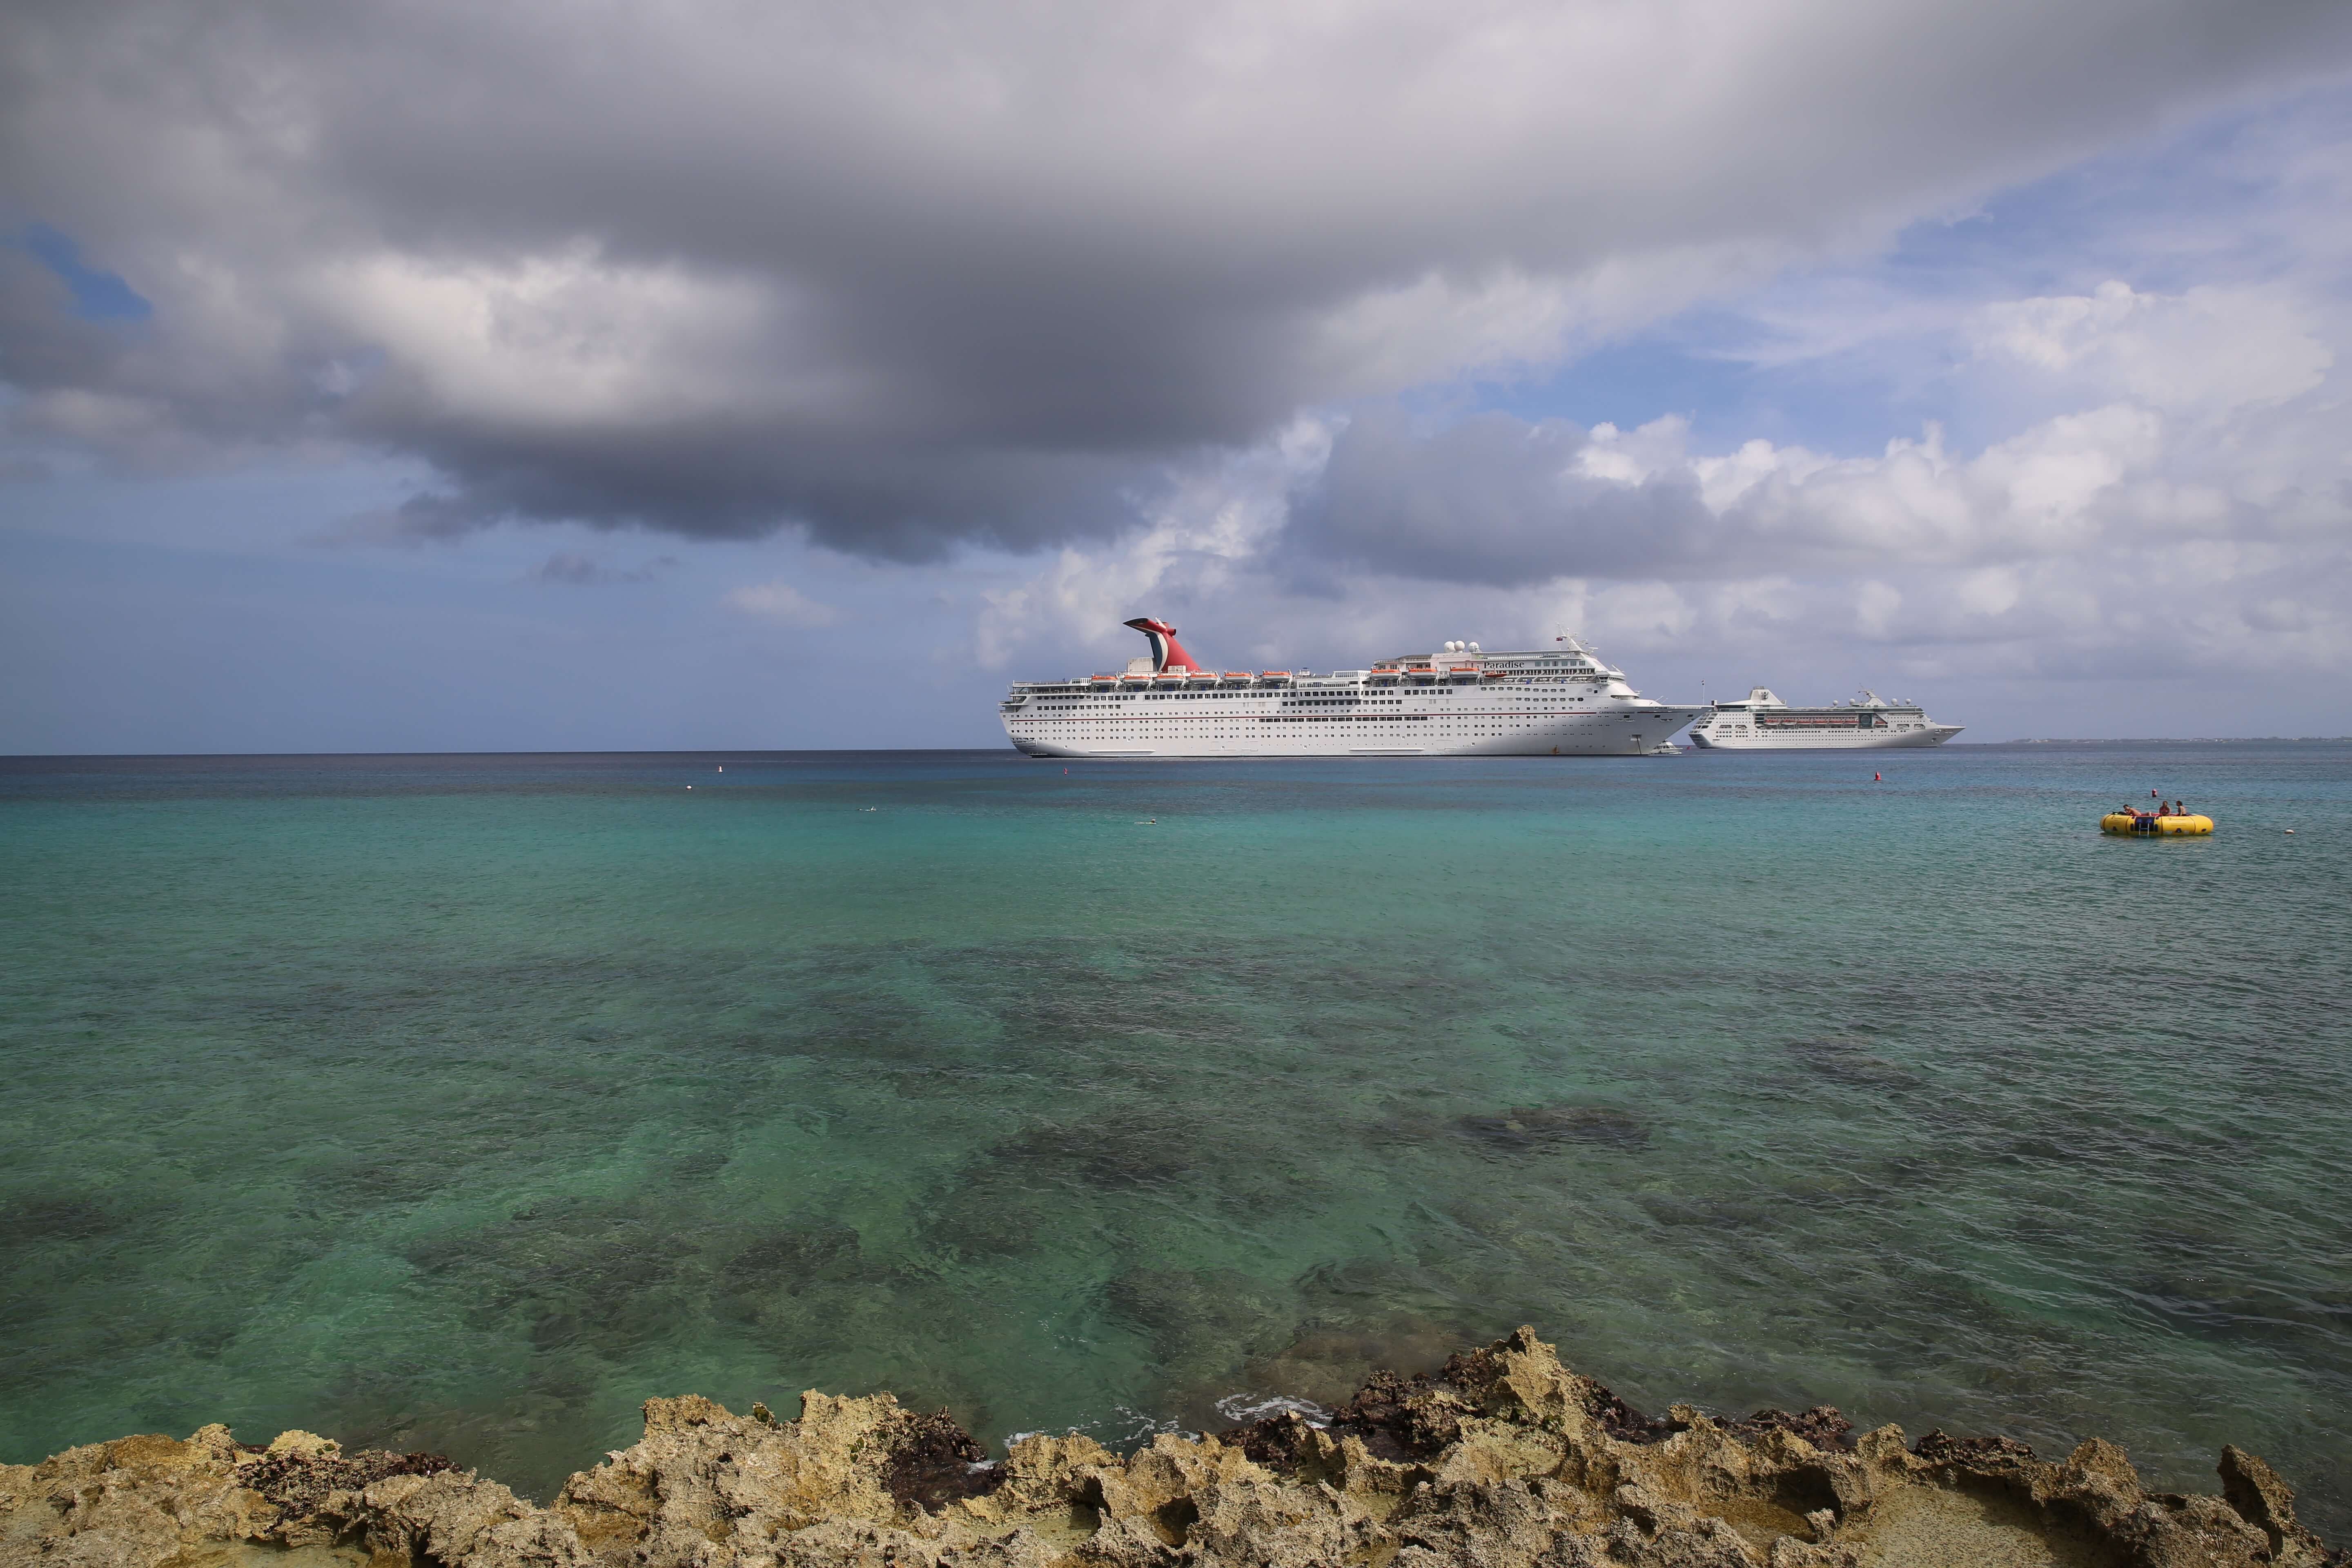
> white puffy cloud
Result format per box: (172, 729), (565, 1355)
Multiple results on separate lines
(1972, 280), (2332, 411)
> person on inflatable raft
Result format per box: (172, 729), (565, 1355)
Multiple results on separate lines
(2102, 796), (2214, 835)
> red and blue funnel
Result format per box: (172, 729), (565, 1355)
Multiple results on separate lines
(1123, 617), (1203, 673)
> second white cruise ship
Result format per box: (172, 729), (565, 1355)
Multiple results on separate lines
(1000, 619), (1707, 758)
(1689, 688), (1962, 749)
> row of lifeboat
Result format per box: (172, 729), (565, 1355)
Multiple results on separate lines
(1088, 671), (1288, 688)
(1086, 663), (1532, 690)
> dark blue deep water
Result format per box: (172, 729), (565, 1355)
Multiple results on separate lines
(2, 745), (2346, 1532)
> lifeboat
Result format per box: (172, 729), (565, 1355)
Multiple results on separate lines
(2100, 811), (2214, 836)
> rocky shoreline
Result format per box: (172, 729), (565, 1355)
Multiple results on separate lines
(3, 1328), (2337, 1568)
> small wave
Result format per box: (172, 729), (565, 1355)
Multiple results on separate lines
(1214, 1393), (1332, 1426)
(1062, 1406), (1193, 1447)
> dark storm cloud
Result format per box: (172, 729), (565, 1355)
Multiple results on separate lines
(5, 0), (2351, 556)
(355, 432), (1152, 561)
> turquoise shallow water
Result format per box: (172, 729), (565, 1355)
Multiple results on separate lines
(2, 746), (2348, 1533)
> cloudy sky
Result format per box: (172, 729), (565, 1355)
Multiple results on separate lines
(6, 0), (2352, 751)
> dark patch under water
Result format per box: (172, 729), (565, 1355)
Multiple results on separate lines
(0, 1194), (140, 1245)
(1784, 1037), (1925, 1089)
(1457, 1103), (1651, 1149)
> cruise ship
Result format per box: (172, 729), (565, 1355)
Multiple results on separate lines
(1000, 619), (1707, 758)
(1688, 688), (1961, 749)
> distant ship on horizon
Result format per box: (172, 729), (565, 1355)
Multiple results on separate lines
(999, 619), (1706, 758)
(1688, 688), (1961, 749)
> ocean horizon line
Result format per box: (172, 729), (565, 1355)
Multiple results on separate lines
(6, 736), (2352, 763)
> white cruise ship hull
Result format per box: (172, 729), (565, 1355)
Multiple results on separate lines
(1690, 725), (1961, 751)
(1004, 701), (1706, 758)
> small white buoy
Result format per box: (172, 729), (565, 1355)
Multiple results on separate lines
(686, 785), (693, 789)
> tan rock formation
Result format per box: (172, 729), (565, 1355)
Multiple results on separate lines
(1, 1329), (2337, 1568)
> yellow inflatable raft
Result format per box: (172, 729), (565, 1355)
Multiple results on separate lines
(2100, 811), (2214, 836)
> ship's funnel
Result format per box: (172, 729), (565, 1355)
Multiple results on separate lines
(1123, 617), (1203, 673)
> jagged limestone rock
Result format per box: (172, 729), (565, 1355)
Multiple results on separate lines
(1, 1329), (2339, 1568)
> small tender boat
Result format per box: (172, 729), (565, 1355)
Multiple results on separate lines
(2101, 810), (2214, 836)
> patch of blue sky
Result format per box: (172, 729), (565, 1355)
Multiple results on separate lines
(1474, 81), (2352, 457)
(1867, 81), (2352, 298)
(15, 224), (154, 321)
(0, 510), (1020, 752)
(1464, 325), (1936, 458)
(1, 461), (430, 554)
